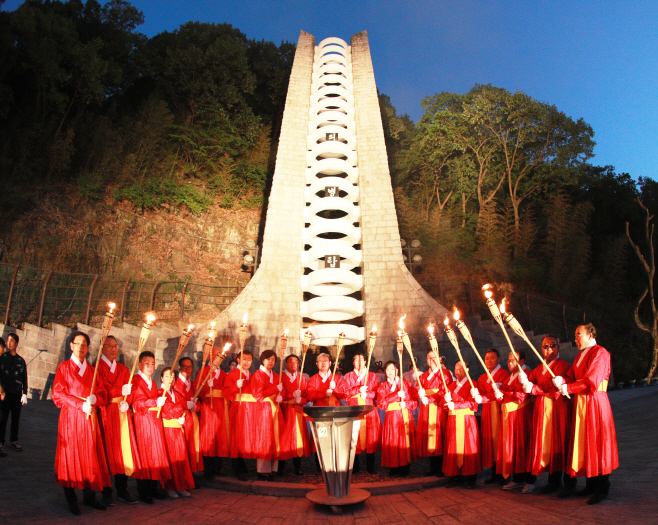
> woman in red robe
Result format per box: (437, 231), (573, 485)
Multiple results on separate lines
(442, 361), (481, 488)
(173, 357), (203, 474)
(376, 361), (418, 476)
(415, 350), (452, 476)
(53, 331), (111, 515)
(159, 368), (195, 498)
(131, 351), (172, 502)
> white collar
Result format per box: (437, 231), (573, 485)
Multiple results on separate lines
(576, 344), (595, 367)
(167, 389), (176, 401)
(259, 365), (273, 383)
(455, 376), (468, 392)
(487, 364), (501, 381)
(101, 354), (116, 374)
(138, 370), (152, 390)
(70, 354), (87, 377)
(179, 375), (191, 392)
(353, 368), (366, 383)
(318, 370), (331, 381)
(428, 366), (439, 380)
(239, 368), (250, 380)
(285, 370), (297, 381)
(387, 377), (399, 392)
(542, 355), (560, 375)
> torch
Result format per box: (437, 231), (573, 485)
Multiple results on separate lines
(299, 329), (312, 390)
(396, 332), (405, 398)
(123, 313), (156, 403)
(157, 323), (194, 417)
(454, 307), (499, 394)
(444, 316), (475, 390)
(331, 332), (346, 383)
(201, 324), (217, 407)
(427, 325), (449, 395)
(364, 326), (377, 388)
(278, 329), (289, 385)
(87, 302), (116, 419)
(482, 285), (521, 364)
(187, 342), (231, 416)
(238, 313), (248, 399)
(501, 301), (570, 399)
(399, 315), (421, 387)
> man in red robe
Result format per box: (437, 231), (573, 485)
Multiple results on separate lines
(553, 324), (618, 505)
(96, 336), (141, 506)
(131, 351), (172, 503)
(443, 361), (481, 488)
(497, 351), (536, 493)
(306, 352), (341, 407)
(522, 335), (575, 495)
(53, 331), (111, 515)
(278, 354), (311, 475)
(477, 348), (509, 484)
(334, 352), (381, 473)
(173, 357), (203, 474)
(195, 346), (230, 480)
(416, 349), (453, 476)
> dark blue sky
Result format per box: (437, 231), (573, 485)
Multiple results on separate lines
(5, 0), (657, 179)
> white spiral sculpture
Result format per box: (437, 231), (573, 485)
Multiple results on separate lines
(300, 37), (365, 346)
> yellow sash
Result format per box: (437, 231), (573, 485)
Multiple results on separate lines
(449, 408), (474, 467)
(111, 396), (135, 476)
(263, 395), (281, 456)
(163, 418), (183, 430)
(500, 400), (530, 478)
(571, 380), (608, 474)
(351, 393), (367, 451)
(490, 399), (501, 454)
(235, 393), (256, 402)
(387, 402), (412, 463)
(424, 389), (440, 454)
(540, 397), (554, 469)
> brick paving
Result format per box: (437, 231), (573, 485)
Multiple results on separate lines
(1, 387), (657, 524)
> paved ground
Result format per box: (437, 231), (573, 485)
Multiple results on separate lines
(1, 387), (657, 525)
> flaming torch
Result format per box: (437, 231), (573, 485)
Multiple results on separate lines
(399, 315), (421, 387)
(124, 313), (156, 403)
(87, 302), (116, 418)
(187, 342), (231, 416)
(444, 315), (475, 390)
(427, 325), (449, 394)
(396, 331), (405, 398)
(299, 329), (312, 390)
(454, 307), (500, 395)
(157, 323), (194, 417)
(331, 332), (346, 383)
(278, 329), (289, 385)
(364, 325), (377, 388)
(201, 323), (217, 407)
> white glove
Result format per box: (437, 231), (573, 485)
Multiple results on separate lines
(21, 393), (28, 405)
(470, 387), (480, 399)
(523, 382), (534, 394)
(276, 395), (283, 403)
(207, 378), (214, 388)
(236, 379), (244, 388)
(294, 395), (302, 404)
(519, 370), (528, 383)
(156, 396), (166, 408)
(398, 389), (406, 399)
(277, 383), (283, 392)
(400, 401), (406, 409)
(121, 384), (132, 396)
(417, 388), (426, 398)
(444, 392), (452, 403)
(329, 380), (336, 389)
(494, 389), (504, 401)
(447, 401), (455, 410)
(187, 400), (196, 410)
(119, 401), (130, 412)
(82, 401), (92, 415)
(474, 394), (483, 404)
(293, 389), (301, 398)
(326, 389), (333, 397)
(552, 376), (564, 387)
(177, 416), (185, 425)
(421, 396), (429, 405)
(87, 394), (97, 406)
(359, 385), (367, 395)
(559, 384), (568, 396)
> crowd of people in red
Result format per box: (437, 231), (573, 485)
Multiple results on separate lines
(52, 323), (618, 515)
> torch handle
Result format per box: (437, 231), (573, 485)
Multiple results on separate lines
(397, 349), (405, 396)
(429, 338), (450, 394)
(402, 335), (421, 388)
(299, 350), (307, 391)
(157, 337), (189, 417)
(365, 338), (375, 390)
(447, 330), (475, 390)
(331, 354), (340, 383)
(87, 316), (115, 418)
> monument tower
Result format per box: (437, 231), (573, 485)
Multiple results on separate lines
(207, 31), (447, 361)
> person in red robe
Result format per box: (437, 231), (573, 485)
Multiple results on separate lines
(415, 350), (453, 476)
(477, 348), (509, 484)
(552, 323), (618, 505)
(442, 361), (481, 488)
(223, 350), (255, 481)
(377, 360), (418, 476)
(194, 346), (230, 480)
(497, 351), (536, 493)
(96, 336), (142, 506)
(159, 368), (195, 498)
(131, 351), (172, 503)
(53, 331), (111, 515)
(173, 357), (203, 474)
(278, 354), (311, 475)
(306, 352), (342, 407)
(334, 352), (382, 473)
(522, 335), (575, 495)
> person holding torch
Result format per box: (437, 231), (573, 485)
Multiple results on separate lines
(174, 357), (203, 475)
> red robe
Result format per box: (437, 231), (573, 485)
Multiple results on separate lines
(96, 357), (144, 478)
(496, 368), (534, 478)
(279, 371), (311, 460)
(478, 365), (510, 468)
(53, 359), (111, 490)
(223, 368), (255, 458)
(415, 367), (453, 458)
(306, 372), (341, 407)
(442, 378), (481, 477)
(131, 373), (172, 482)
(527, 358), (572, 475)
(377, 378), (418, 467)
(564, 345), (619, 478)
(159, 388), (195, 491)
(335, 369), (382, 453)
(173, 375), (203, 472)
(250, 367), (283, 460)
(194, 366), (230, 458)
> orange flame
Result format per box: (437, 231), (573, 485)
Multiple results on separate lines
(222, 342), (231, 353)
(500, 299), (506, 314)
(108, 302), (116, 313)
(484, 290), (493, 299)
(398, 314), (407, 331)
(453, 308), (460, 321)
(146, 314), (156, 323)
(242, 312), (248, 325)
(372, 325), (377, 333)
(482, 284), (491, 291)
(428, 325), (435, 335)
(187, 324), (195, 332)
(444, 316), (450, 326)
(283, 329), (289, 337)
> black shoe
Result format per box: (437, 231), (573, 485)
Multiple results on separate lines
(257, 473), (272, 481)
(576, 486), (595, 497)
(540, 483), (561, 495)
(139, 494), (154, 504)
(117, 490), (138, 505)
(101, 492), (115, 506)
(558, 486), (576, 498)
(65, 490), (81, 516)
(68, 501), (81, 516)
(587, 492), (608, 505)
(83, 498), (107, 511)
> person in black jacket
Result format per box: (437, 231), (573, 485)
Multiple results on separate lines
(0, 333), (28, 451)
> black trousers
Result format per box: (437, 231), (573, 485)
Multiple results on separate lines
(512, 472), (537, 484)
(103, 473), (128, 494)
(0, 392), (22, 443)
(548, 471), (577, 488)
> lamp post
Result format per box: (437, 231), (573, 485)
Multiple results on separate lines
(401, 239), (422, 275)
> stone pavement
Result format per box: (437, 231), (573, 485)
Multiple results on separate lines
(1, 387), (657, 525)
